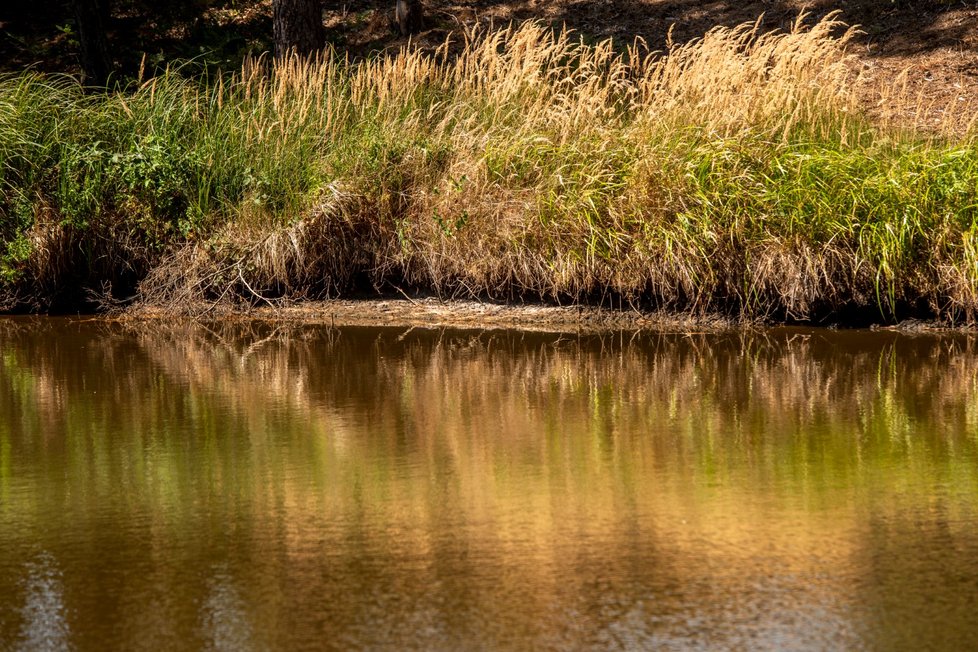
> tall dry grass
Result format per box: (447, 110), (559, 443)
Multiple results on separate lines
(1, 13), (977, 321)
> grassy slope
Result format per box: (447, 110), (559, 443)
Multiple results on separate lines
(1, 15), (977, 322)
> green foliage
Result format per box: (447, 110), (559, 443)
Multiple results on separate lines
(0, 233), (31, 283)
(1, 19), (978, 320)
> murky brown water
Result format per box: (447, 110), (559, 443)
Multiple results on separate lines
(1, 318), (977, 650)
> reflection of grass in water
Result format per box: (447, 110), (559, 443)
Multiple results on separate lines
(0, 421), (9, 506)
(2, 322), (978, 648)
(1, 322), (976, 516)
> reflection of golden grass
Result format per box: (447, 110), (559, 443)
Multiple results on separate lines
(3, 322), (978, 644)
(127, 323), (978, 514)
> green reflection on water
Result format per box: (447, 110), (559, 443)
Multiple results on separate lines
(0, 319), (977, 650)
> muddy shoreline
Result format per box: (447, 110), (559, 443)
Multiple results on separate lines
(125, 298), (722, 332)
(112, 298), (968, 334)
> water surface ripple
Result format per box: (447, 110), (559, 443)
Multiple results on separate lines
(1, 319), (976, 650)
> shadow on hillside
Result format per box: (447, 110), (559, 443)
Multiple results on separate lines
(0, 0), (975, 77)
(458, 0), (976, 56)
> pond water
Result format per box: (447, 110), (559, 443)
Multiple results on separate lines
(0, 318), (977, 650)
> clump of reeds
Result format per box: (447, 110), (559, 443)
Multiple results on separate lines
(1, 13), (977, 322)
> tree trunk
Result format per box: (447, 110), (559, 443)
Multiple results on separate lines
(72, 0), (111, 86)
(272, 0), (325, 58)
(395, 0), (423, 36)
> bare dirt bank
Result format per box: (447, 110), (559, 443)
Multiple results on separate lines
(127, 298), (729, 332)
(121, 298), (967, 334)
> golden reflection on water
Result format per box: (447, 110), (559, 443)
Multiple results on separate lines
(0, 319), (977, 649)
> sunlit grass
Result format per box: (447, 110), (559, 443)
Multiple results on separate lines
(1, 13), (977, 321)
